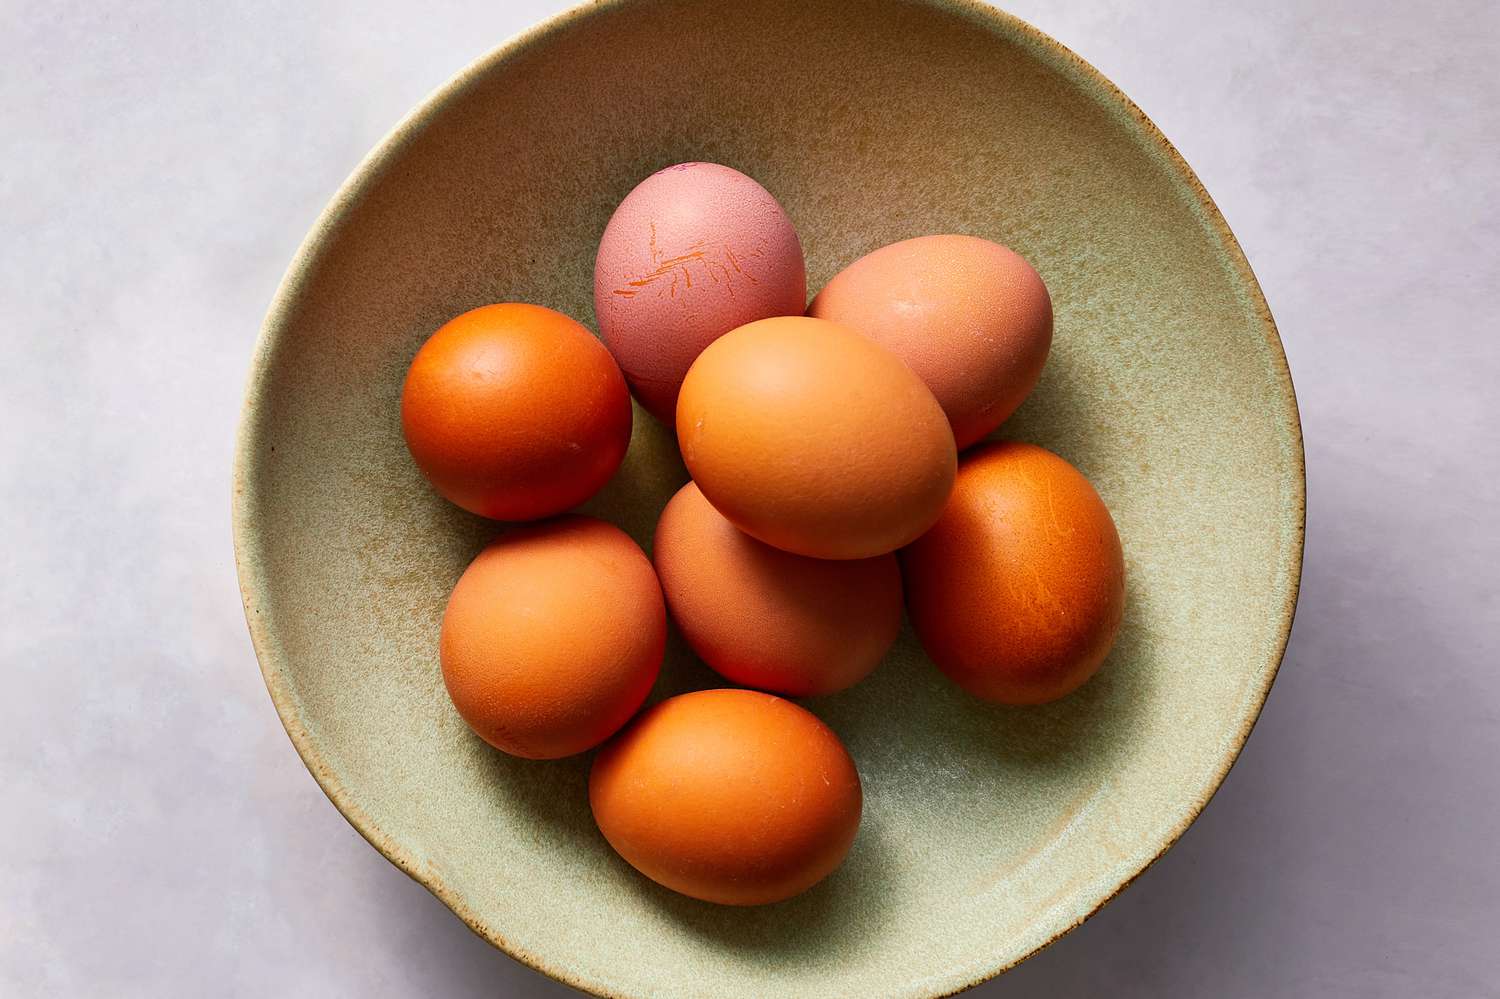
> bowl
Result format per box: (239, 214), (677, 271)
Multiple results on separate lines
(232, 1), (1304, 995)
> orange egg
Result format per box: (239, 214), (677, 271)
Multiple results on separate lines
(440, 516), (664, 759)
(653, 482), (902, 696)
(401, 303), (631, 521)
(676, 316), (956, 560)
(809, 235), (1053, 449)
(589, 689), (862, 905)
(901, 442), (1124, 705)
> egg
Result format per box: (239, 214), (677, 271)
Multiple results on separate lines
(808, 234), (1052, 449)
(589, 689), (862, 905)
(901, 442), (1124, 705)
(677, 316), (956, 560)
(401, 303), (631, 520)
(593, 162), (807, 422)
(653, 482), (902, 696)
(440, 516), (664, 759)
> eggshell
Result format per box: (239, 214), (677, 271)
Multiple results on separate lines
(440, 516), (664, 759)
(809, 234), (1052, 449)
(589, 689), (862, 905)
(401, 303), (631, 521)
(594, 162), (807, 421)
(901, 442), (1124, 705)
(653, 482), (902, 696)
(676, 316), (956, 560)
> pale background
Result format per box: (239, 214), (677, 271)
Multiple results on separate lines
(3, 1), (1497, 996)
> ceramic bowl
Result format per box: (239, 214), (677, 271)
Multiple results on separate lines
(233, 1), (1304, 995)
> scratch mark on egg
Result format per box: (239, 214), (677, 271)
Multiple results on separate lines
(614, 226), (754, 300)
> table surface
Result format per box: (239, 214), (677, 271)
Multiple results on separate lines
(4, 1), (1497, 996)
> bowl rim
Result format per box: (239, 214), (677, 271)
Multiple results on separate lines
(231, 1), (1306, 994)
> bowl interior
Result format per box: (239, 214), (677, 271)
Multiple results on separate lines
(234, 2), (1303, 996)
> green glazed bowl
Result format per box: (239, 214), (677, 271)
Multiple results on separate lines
(232, 1), (1304, 995)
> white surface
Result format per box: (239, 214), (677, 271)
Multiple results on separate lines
(3, 1), (1497, 996)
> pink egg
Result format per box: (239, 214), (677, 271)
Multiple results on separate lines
(809, 234), (1053, 449)
(593, 163), (807, 422)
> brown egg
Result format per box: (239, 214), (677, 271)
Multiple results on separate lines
(676, 316), (956, 560)
(589, 689), (862, 905)
(901, 442), (1124, 705)
(653, 482), (902, 696)
(809, 234), (1052, 449)
(440, 517), (664, 759)
(401, 303), (632, 521)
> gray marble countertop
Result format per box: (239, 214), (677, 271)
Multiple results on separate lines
(4, 1), (1496, 995)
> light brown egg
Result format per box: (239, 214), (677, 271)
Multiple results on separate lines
(809, 234), (1052, 449)
(901, 442), (1124, 705)
(653, 482), (902, 696)
(440, 517), (664, 759)
(589, 689), (862, 905)
(676, 316), (956, 560)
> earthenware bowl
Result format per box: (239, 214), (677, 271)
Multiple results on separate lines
(232, 1), (1304, 994)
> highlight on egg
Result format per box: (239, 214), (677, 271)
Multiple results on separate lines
(901, 442), (1125, 705)
(676, 315), (956, 560)
(809, 234), (1053, 449)
(589, 689), (863, 905)
(653, 481), (902, 697)
(593, 162), (807, 422)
